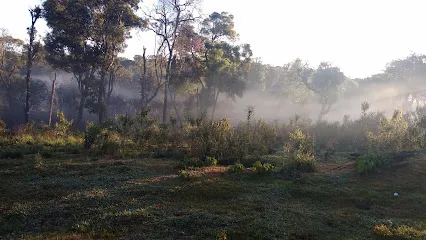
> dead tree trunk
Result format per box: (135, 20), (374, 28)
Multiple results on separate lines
(48, 72), (57, 127)
(24, 7), (41, 123)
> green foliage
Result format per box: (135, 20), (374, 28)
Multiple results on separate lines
(367, 109), (410, 152)
(84, 122), (102, 149)
(180, 156), (218, 169)
(181, 157), (205, 169)
(54, 111), (73, 137)
(178, 169), (192, 180)
(205, 156), (218, 167)
(188, 118), (230, 158)
(251, 161), (276, 174)
(229, 163), (245, 173)
(284, 127), (317, 172)
(356, 153), (389, 174)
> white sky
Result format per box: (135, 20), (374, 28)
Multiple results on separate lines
(1, 0), (426, 78)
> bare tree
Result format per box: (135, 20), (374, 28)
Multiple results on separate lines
(24, 6), (42, 123)
(144, 0), (201, 123)
(48, 72), (57, 127)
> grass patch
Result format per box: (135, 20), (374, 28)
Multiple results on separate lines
(1, 152), (425, 239)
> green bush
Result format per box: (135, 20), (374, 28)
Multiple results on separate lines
(84, 122), (102, 149)
(54, 111), (73, 137)
(229, 163), (245, 173)
(205, 156), (218, 167)
(251, 161), (276, 174)
(178, 169), (192, 180)
(356, 152), (389, 174)
(181, 157), (205, 168)
(284, 127), (317, 172)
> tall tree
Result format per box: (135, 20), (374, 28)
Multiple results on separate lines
(89, 0), (143, 123)
(44, 0), (144, 124)
(301, 62), (345, 122)
(198, 12), (252, 119)
(24, 6), (42, 123)
(48, 72), (57, 126)
(145, 0), (201, 123)
(0, 29), (24, 108)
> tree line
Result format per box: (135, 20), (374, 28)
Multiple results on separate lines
(1, 0), (426, 128)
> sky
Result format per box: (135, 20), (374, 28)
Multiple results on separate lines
(1, 0), (426, 79)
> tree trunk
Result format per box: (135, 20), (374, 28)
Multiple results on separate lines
(141, 47), (147, 109)
(24, 36), (34, 124)
(169, 88), (182, 125)
(98, 71), (106, 124)
(211, 90), (220, 120)
(48, 72), (57, 127)
(163, 54), (173, 124)
(24, 7), (40, 123)
(77, 95), (85, 127)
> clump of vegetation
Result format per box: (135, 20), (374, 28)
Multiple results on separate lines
(284, 127), (317, 173)
(34, 152), (43, 169)
(229, 163), (245, 173)
(356, 152), (389, 174)
(180, 156), (218, 169)
(205, 156), (218, 167)
(251, 161), (276, 174)
(373, 224), (426, 239)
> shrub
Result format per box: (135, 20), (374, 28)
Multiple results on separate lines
(229, 163), (245, 173)
(284, 127), (317, 172)
(178, 169), (192, 180)
(251, 161), (276, 174)
(34, 152), (43, 169)
(188, 118), (230, 158)
(181, 157), (204, 169)
(84, 122), (102, 149)
(367, 109), (410, 152)
(373, 224), (426, 239)
(54, 111), (73, 137)
(356, 152), (389, 174)
(205, 156), (218, 167)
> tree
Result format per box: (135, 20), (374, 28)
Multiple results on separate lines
(48, 72), (57, 126)
(24, 6), (42, 123)
(145, 0), (201, 123)
(88, 0), (143, 123)
(0, 29), (24, 108)
(44, 0), (144, 124)
(44, 0), (98, 126)
(301, 62), (345, 122)
(197, 12), (252, 119)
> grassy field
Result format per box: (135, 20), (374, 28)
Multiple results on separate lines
(1, 151), (425, 239)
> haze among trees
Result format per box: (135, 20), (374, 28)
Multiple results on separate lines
(1, 0), (426, 127)
(1, 1), (426, 239)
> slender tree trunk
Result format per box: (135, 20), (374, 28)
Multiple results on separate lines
(169, 88), (182, 125)
(24, 7), (40, 123)
(24, 38), (34, 124)
(163, 55), (172, 123)
(211, 90), (220, 120)
(98, 70), (106, 124)
(77, 95), (85, 127)
(141, 47), (147, 109)
(48, 72), (57, 127)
